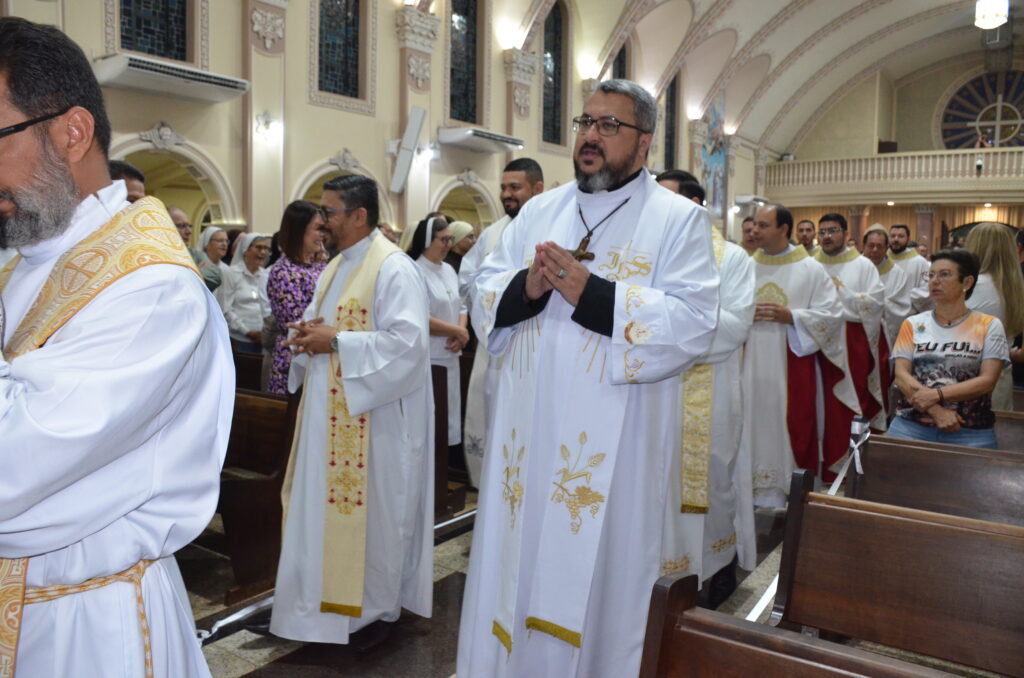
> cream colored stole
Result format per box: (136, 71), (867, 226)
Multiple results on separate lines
(283, 234), (401, 618)
(679, 227), (727, 513)
(0, 198), (199, 678)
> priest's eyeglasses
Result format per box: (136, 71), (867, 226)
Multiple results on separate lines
(572, 115), (651, 136)
(0, 107), (71, 141)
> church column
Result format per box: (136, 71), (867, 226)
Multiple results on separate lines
(848, 205), (870, 246)
(914, 204), (938, 252)
(688, 120), (709, 189)
(394, 6), (441, 230)
(503, 48), (538, 164)
(244, 0), (287, 233)
(754, 148), (771, 198)
(722, 137), (737, 237)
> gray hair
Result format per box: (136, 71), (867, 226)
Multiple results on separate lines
(595, 79), (657, 136)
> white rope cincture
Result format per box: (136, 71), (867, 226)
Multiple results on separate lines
(745, 418), (870, 623)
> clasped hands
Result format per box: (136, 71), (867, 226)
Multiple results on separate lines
(910, 386), (964, 433)
(525, 241), (589, 307)
(285, 317), (338, 355)
(445, 325), (470, 353)
(753, 303), (793, 324)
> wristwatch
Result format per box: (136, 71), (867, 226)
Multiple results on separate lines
(330, 334), (339, 353)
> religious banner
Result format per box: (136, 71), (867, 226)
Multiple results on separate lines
(700, 94), (728, 222)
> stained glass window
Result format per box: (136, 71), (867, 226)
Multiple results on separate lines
(120, 0), (188, 62)
(664, 75), (678, 170)
(942, 70), (1024, 149)
(450, 0), (478, 123)
(543, 3), (565, 145)
(319, 0), (361, 99)
(612, 45), (627, 80)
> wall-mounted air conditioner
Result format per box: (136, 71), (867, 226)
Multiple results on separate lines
(92, 54), (250, 104)
(438, 127), (525, 154)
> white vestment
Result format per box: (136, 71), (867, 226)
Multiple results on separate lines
(744, 246), (856, 507)
(457, 172), (719, 678)
(271, 232), (433, 643)
(416, 256), (466, 446)
(889, 249), (932, 313)
(215, 264), (270, 344)
(661, 240), (757, 583)
(815, 249), (886, 430)
(459, 215), (513, 487)
(876, 258), (912, 349)
(0, 181), (233, 678)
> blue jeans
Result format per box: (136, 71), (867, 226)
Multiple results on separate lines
(887, 415), (997, 450)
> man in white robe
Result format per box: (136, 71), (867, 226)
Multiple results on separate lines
(814, 213), (886, 430)
(863, 225), (912, 413)
(271, 174), (433, 645)
(745, 204), (858, 507)
(0, 18), (232, 677)
(458, 79), (719, 678)
(890, 223), (932, 313)
(796, 218), (819, 256)
(655, 175), (757, 608)
(459, 157), (545, 487)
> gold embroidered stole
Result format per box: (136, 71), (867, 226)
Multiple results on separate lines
(311, 235), (400, 617)
(679, 228), (727, 513)
(0, 197), (198, 678)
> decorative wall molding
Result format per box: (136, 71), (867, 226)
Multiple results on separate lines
(395, 6), (441, 53)
(657, 0), (734, 97)
(408, 54), (431, 90)
(581, 78), (599, 100)
(329, 148), (362, 172)
(595, 0), (653, 78)
(848, 205), (870, 216)
(104, 0), (210, 70)
(914, 203), (939, 214)
(251, 3), (286, 54)
(139, 121), (185, 150)
(503, 47), (537, 86)
(513, 85), (531, 119)
(430, 173), (501, 222)
(457, 168), (480, 186)
(308, 0), (378, 117)
(291, 157), (395, 226)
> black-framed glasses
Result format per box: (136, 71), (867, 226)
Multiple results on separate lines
(819, 227), (844, 236)
(320, 206), (359, 219)
(572, 114), (650, 136)
(0, 107), (71, 141)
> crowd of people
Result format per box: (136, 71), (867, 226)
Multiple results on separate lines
(2, 16), (1023, 678)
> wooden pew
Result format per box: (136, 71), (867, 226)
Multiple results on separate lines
(775, 470), (1024, 677)
(994, 408), (1024, 451)
(639, 573), (951, 677)
(218, 388), (299, 603)
(232, 350), (263, 391)
(848, 435), (1024, 526)
(1013, 387), (1024, 412)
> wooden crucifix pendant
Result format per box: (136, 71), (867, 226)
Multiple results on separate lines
(572, 234), (596, 261)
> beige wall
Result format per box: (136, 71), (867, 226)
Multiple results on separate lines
(893, 58), (985, 152)
(794, 75), (878, 161)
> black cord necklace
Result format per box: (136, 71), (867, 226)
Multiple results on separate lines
(572, 197), (631, 261)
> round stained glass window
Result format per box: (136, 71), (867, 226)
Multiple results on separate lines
(941, 70), (1024, 149)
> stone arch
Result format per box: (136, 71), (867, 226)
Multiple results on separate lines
(291, 155), (396, 227)
(430, 172), (500, 232)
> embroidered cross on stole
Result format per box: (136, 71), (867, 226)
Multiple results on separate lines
(0, 197), (199, 678)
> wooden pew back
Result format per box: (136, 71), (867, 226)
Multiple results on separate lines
(224, 388), (297, 476)
(849, 435), (1024, 526)
(994, 409), (1024, 451)
(232, 351), (263, 391)
(777, 471), (1024, 677)
(640, 574), (951, 678)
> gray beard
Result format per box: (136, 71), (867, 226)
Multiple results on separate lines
(0, 137), (79, 249)
(574, 151), (635, 194)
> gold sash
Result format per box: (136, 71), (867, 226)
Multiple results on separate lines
(0, 197), (198, 677)
(679, 228), (727, 513)
(282, 234), (401, 618)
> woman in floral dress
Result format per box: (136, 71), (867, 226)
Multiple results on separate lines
(266, 201), (327, 394)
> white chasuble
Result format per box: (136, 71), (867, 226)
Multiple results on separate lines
(877, 258), (912, 349)
(460, 215), (512, 487)
(889, 249), (932, 313)
(662, 238), (757, 583)
(271, 231), (433, 644)
(743, 247), (856, 507)
(814, 249), (886, 430)
(0, 184), (233, 678)
(457, 172), (719, 678)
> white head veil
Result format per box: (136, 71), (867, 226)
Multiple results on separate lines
(198, 226), (224, 253)
(230, 232), (270, 270)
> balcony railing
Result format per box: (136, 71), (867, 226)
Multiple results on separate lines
(764, 148), (1024, 206)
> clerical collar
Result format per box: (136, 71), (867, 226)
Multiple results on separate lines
(577, 167), (645, 195)
(340, 229), (376, 261)
(18, 180), (126, 265)
(814, 247), (859, 264)
(765, 244), (794, 257)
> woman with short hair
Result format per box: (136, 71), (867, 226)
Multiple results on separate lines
(216, 233), (272, 354)
(889, 249), (1010, 449)
(965, 222), (1024, 409)
(266, 201), (327, 394)
(200, 226), (230, 272)
(409, 216), (468, 446)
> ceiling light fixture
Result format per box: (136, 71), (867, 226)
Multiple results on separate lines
(975, 0), (1008, 30)
(984, 202), (993, 207)
(886, 201), (895, 206)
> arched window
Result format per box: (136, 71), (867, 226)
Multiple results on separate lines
(542, 2), (566, 145)
(664, 75), (679, 170)
(612, 43), (628, 80)
(319, 0), (361, 99)
(449, 0), (480, 123)
(120, 0), (189, 62)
